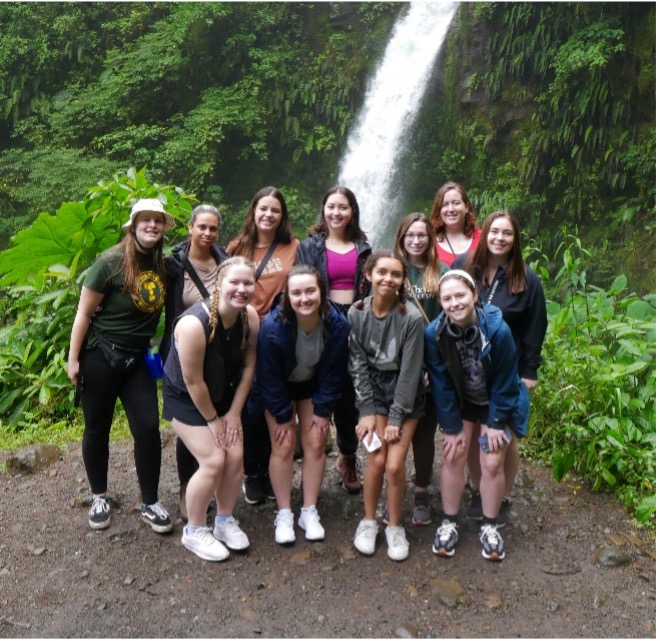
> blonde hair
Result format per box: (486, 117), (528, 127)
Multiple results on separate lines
(208, 256), (254, 345)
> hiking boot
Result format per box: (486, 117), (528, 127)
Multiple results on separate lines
(412, 492), (432, 526)
(336, 454), (361, 494)
(432, 519), (459, 557)
(274, 509), (296, 545)
(262, 473), (276, 501)
(213, 516), (250, 551)
(298, 505), (325, 541)
(141, 502), (174, 534)
(480, 524), (505, 561)
(497, 497), (511, 527)
(88, 495), (110, 530)
(182, 526), (229, 562)
(354, 519), (379, 556)
(385, 525), (409, 561)
(243, 475), (265, 505)
(466, 489), (483, 520)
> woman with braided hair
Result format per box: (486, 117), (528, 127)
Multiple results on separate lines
(349, 250), (426, 561)
(162, 257), (259, 561)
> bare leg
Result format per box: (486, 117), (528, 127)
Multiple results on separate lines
(362, 419), (387, 521)
(264, 409), (296, 511)
(503, 435), (519, 496)
(215, 438), (244, 516)
(298, 399), (326, 508)
(440, 420), (477, 515)
(384, 417), (418, 527)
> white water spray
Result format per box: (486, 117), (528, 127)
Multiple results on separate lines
(338, 2), (458, 247)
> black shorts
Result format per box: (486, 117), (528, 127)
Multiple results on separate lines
(368, 368), (426, 419)
(286, 378), (316, 402)
(461, 401), (489, 424)
(162, 376), (233, 426)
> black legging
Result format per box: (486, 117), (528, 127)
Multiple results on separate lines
(80, 347), (162, 504)
(410, 392), (437, 488)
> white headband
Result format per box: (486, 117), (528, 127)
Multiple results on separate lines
(439, 269), (476, 289)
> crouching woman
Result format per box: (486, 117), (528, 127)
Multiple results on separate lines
(163, 257), (259, 561)
(255, 265), (351, 545)
(425, 270), (529, 561)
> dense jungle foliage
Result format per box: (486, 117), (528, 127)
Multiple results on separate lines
(0, 3), (655, 525)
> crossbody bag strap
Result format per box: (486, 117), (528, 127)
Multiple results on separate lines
(254, 242), (279, 281)
(406, 278), (430, 325)
(184, 259), (211, 299)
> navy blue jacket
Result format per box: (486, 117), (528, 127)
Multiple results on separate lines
(255, 299), (351, 423)
(424, 304), (530, 437)
(296, 233), (371, 302)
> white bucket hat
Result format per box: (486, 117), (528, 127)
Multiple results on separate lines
(122, 198), (175, 232)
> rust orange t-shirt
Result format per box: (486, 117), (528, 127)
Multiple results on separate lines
(227, 238), (300, 320)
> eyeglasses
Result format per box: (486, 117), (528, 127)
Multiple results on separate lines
(404, 233), (429, 241)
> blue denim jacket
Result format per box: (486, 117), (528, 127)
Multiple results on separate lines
(424, 304), (530, 437)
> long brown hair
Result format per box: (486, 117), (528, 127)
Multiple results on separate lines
(231, 186), (295, 259)
(464, 210), (527, 295)
(308, 185), (368, 241)
(394, 212), (440, 294)
(208, 256), (255, 345)
(429, 182), (478, 241)
(117, 226), (166, 298)
(280, 264), (330, 324)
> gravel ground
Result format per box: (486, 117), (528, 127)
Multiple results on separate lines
(0, 429), (655, 638)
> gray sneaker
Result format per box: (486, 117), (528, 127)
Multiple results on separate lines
(432, 519), (458, 557)
(412, 492), (432, 526)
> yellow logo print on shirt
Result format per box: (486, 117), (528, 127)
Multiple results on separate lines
(135, 271), (165, 313)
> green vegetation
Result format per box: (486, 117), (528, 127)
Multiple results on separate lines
(523, 235), (655, 526)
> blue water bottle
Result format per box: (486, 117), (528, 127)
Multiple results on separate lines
(145, 348), (163, 380)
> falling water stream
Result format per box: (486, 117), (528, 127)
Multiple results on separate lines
(338, 2), (458, 247)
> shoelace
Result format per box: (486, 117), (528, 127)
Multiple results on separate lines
(389, 528), (407, 547)
(275, 512), (293, 527)
(438, 522), (457, 542)
(91, 497), (108, 515)
(481, 525), (501, 545)
(147, 502), (169, 519)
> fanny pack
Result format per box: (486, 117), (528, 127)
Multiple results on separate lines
(90, 325), (146, 374)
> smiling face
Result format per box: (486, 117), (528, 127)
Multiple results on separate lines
(287, 273), (322, 320)
(134, 211), (165, 248)
(254, 195), (283, 237)
(219, 264), (255, 310)
(189, 213), (220, 250)
(323, 192), (353, 237)
(440, 189), (469, 231)
(402, 220), (430, 260)
(486, 215), (515, 260)
(367, 256), (405, 301)
(439, 277), (478, 327)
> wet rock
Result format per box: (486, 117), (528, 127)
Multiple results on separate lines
(6, 445), (61, 474)
(593, 545), (631, 568)
(485, 594), (503, 610)
(429, 578), (465, 608)
(395, 624), (419, 638)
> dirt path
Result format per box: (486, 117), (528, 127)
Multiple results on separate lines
(0, 430), (655, 638)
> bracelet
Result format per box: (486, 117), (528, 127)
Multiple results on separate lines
(205, 413), (218, 424)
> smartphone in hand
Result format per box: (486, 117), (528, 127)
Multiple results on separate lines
(478, 426), (512, 453)
(362, 432), (382, 452)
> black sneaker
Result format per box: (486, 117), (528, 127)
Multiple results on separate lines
(262, 473), (276, 501)
(243, 475), (265, 505)
(89, 495), (110, 530)
(497, 497), (511, 527)
(480, 524), (505, 561)
(466, 489), (483, 520)
(432, 519), (458, 557)
(141, 502), (174, 534)
(412, 492), (432, 526)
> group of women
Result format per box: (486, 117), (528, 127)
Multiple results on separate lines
(67, 180), (547, 564)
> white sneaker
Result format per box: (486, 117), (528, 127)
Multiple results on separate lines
(213, 516), (250, 551)
(181, 526), (229, 562)
(353, 519), (378, 556)
(274, 509), (296, 545)
(298, 505), (325, 541)
(385, 524), (410, 561)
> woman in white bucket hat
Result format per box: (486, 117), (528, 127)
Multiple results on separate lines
(67, 199), (175, 534)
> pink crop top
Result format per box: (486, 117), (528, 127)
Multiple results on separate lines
(326, 247), (357, 290)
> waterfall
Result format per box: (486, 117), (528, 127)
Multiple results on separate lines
(338, 1), (458, 247)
